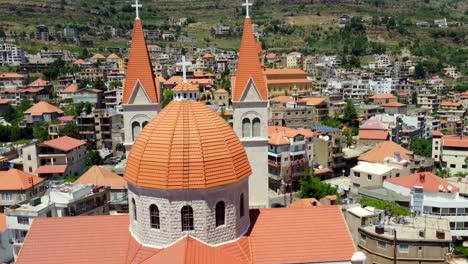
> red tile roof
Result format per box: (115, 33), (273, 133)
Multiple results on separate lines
(214, 88), (228, 94)
(270, 95), (293, 103)
(75, 166), (127, 190)
(27, 78), (49, 87)
(123, 19), (159, 104)
(172, 82), (199, 92)
(289, 198), (322, 208)
(0, 213), (5, 232)
(232, 17), (267, 101)
(0, 168), (44, 191)
(58, 116), (75, 122)
(0, 73), (24, 79)
(42, 136), (86, 152)
(124, 100), (251, 190)
(432, 130), (443, 137)
(62, 83), (78, 93)
(369, 93), (396, 100)
(36, 165), (67, 174)
(386, 172), (459, 193)
(359, 141), (413, 163)
(443, 135), (468, 148)
(264, 68), (308, 75)
(299, 97), (326, 105)
(0, 99), (9, 105)
(441, 100), (462, 107)
(24, 101), (64, 116)
(360, 116), (387, 130)
(359, 130), (389, 140)
(266, 78), (312, 84)
(90, 53), (105, 60)
(382, 102), (407, 107)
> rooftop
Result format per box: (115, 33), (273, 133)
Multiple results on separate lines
(310, 125), (341, 133)
(358, 141), (413, 164)
(358, 130), (389, 140)
(0, 168), (44, 191)
(385, 172), (459, 194)
(24, 101), (64, 116)
(369, 93), (396, 100)
(42, 136), (86, 152)
(352, 161), (395, 175)
(75, 166), (127, 190)
(443, 135), (468, 148)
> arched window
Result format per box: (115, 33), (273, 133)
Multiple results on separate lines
(242, 118), (251, 138)
(252, 118), (261, 137)
(215, 201), (225, 227)
(132, 198), (137, 221)
(142, 121), (148, 128)
(132, 121), (141, 141)
(149, 204), (160, 229)
(240, 194), (245, 218)
(181, 205), (194, 231)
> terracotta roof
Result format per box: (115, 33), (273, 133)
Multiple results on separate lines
(266, 78), (312, 84)
(43, 136), (86, 152)
(157, 75), (166, 83)
(358, 130), (389, 140)
(432, 130), (443, 137)
(271, 95), (293, 103)
(443, 135), (468, 148)
(36, 165), (67, 174)
(214, 88), (228, 94)
(172, 82), (199, 92)
(288, 51), (302, 55)
(232, 17), (267, 101)
(90, 53), (105, 60)
(124, 100), (251, 190)
(107, 53), (120, 59)
(75, 166), (127, 190)
(202, 53), (214, 59)
(359, 141), (413, 163)
(58, 115), (75, 122)
(0, 213), (5, 232)
(73, 59), (85, 64)
(0, 73), (24, 79)
(440, 119), (448, 125)
(369, 93), (396, 100)
(360, 116), (388, 130)
(123, 19), (159, 105)
(264, 68), (307, 75)
(386, 172), (459, 193)
(289, 198), (322, 208)
(0, 168), (44, 191)
(62, 83), (79, 93)
(297, 128), (315, 138)
(24, 101), (64, 116)
(299, 97), (326, 105)
(0, 99), (9, 105)
(268, 131), (289, 145)
(441, 100), (462, 107)
(27, 78), (49, 87)
(314, 167), (332, 174)
(266, 53), (277, 59)
(382, 102), (407, 107)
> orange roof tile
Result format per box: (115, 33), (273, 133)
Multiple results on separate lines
(232, 17), (267, 101)
(266, 53), (277, 59)
(90, 53), (105, 60)
(27, 78), (49, 87)
(386, 172), (459, 193)
(441, 100), (462, 107)
(359, 130), (388, 140)
(0, 99), (9, 105)
(24, 101), (64, 116)
(443, 135), (468, 148)
(123, 19), (159, 104)
(268, 131), (290, 145)
(299, 97), (326, 105)
(107, 53), (120, 59)
(359, 141), (413, 163)
(0, 213), (5, 232)
(73, 59), (85, 64)
(432, 130), (443, 137)
(172, 82), (199, 92)
(264, 68), (307, 75)
(0, 72), (24, 79)
(157, 75), (166, 83)
(369, 93), (396, 100)
(314, 167), (332, 174)
(42, 136), (86, 152)
(75, 166), (127, 190)
(36, 165), (67, 174)
(62, 83), (79, 93)
(266, 78), (312, 84)
(214, 88), (228, 94)
(289, 198), (322, 208)
(0, 168), (44, 191)
(124, 100), (251, 190)
(382, 102), (407, 107)
(271, 95), (293, 103)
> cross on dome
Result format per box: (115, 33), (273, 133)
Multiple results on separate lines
(242, 0), (253, 18)
(177, 56), (191, 83)
(132, 0), (142, 19)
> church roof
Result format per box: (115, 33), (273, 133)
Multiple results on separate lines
(232, 17), (267, 102)
(122, 19), (159, 105)
(124, 100), (251, 190)
(16, 207), (356, 264)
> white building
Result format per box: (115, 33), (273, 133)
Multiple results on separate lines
(432, 132), (468, 174)
(0, 43), (26, 66)
(350, 160), (411, 192)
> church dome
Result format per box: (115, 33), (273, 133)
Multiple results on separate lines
(124, 100), (251, 190)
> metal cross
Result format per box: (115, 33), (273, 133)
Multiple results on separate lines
(242, 0), (252, 18)
(132, 0), (142, 19)
(177, 56), (191, 83)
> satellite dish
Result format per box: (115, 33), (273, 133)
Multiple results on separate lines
(447, 185), (453, 192)
(438, 185), (445, 192)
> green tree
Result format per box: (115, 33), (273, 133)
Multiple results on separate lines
(32, 121), (50, 141)
(414, 63), (425, 79)
(321, 116), (343, 128)
(411, 91), (418, 106)
(410, 137), (432, 157)
(162, 90), (173, 108)
(3, 104), (17, 123)
(360, 197), (411, 220)
(299, 168), (338, 200)
(343, 99), (358, 128)
(58, 122), (80, 138)
(343, 128), (355, 147)
(87, 151), (103, 168)
(434, 168), (451, 179)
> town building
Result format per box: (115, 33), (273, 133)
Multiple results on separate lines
(417, 93), (441, 113)
(311, 125), (346, 176)
(345, 205), (384, 246)
(0, 169), (46, 212)
(35, 25), (49, 41)
(286, 51), (303, 69)
(74, 166), (127, 213)
(382, 101), (407, 114)
(0, 43), (26, 66)
(369, 93), (397, 105)
(77, 109), (122, 150)
(0, 73), (25, 90)
(358, 216), (451, 264)
(5, 182), (110, 259)
(212, 88), (229, 108)
(21, 136), (87, 179)
(70, 87), (104, 108)
(23, 101), (64, 123)
(358, 117), (390, 146)
(270, 95), (315, 128)
(432, 132), (468, 174)
(0, 213), (12, 263)
(350, 160), (411, 192)
(264, 68), (314, 97)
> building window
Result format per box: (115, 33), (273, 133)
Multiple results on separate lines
(377, 241), (386, 249)
(17, 216), (29, 225)
(181, 205), (194, 231)
(435, 146), (438, 150)
(450, 164), (456, 168)
(252, 118), (261, 137)
(132, 198), (137, 221)
(240, 194), (245, 218)
(149, 204), (160, 229)
(398, 244), (409, 253)
(27, 154), (31, 160)
(142, 121), (148, 128)
(215, 201), (225, 227)
(29, 167), (32, 173)
(242, 118), (251, 138)
(132, 121), (141, 141)
(367, 174), (372, 181)
(360, 234), (367, 241)
(354, 172), (360, 177)
(353, 183), (360, 188)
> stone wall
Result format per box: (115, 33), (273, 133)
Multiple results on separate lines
(128, 178), (250, 248)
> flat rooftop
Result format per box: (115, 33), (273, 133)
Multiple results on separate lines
(353, 162), (394, 175)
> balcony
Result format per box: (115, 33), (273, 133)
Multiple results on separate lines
(268, 160), (281, 167)
(332, 152), (344, 158)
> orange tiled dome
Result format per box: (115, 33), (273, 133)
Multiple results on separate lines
(124, 101), (251, 190)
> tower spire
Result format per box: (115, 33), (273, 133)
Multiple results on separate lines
(132, 0), (142, 19)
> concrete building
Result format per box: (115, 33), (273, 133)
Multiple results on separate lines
(0, 43), (26, 66)
(0, 169), (46, 213)
(23, 101), (64, 123)
(0, 213), (13, 263)
(418, 93), (441, 113)
(21, 136), (87, 179)
(358, 216), (451, 264)
(212, 88), (229, 108)
(350, 160), (411, 192)
(70, 87), (104, 108)
(286, 51), (303, 69)
(77, 109), (122, 150)
(345, 206), (384, 247)
(35, 25), (49, 41)
(311, 126), (346, 176)
(270, 95), (315, 129)
(432, 132), (468, 174)
(0, 72), (25, 90)
(104, 88), (123, 110)
(5, 182), (110, 259)
(264, 68), (315, 97)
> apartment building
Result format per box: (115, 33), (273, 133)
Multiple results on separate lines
(0, 43), (26, 66)
(350, 160), (411, 192)
(432, 132), (468, 174)
(5, 182), (110, 259)
(0, 73), (25, 90)
(311, 126), (345, 176)
(417, 93), (441, 113)
(263, 68), (315, 97)
(21, 136), (87, 179)
(77, 109), (122, 150)
(0, 169), (46, 212)
(358, 216), (451, 264)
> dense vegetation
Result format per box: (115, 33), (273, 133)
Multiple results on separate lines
(359, 196), (411, 218)
(298, 168), (339, 199)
